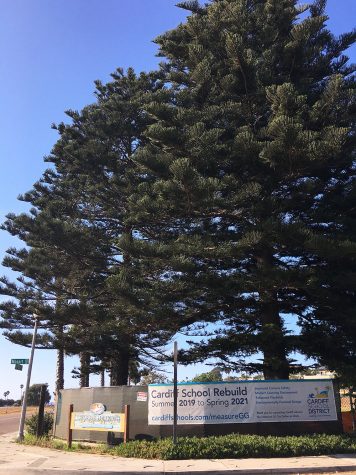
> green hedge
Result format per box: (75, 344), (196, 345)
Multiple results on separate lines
(112, 434), (356, 460)
(22, 433), (356, 460)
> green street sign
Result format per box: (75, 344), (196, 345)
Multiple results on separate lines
(11, 359), (29, 365)
(15, 364), (23, 371)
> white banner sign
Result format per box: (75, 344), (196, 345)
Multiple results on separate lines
(148, 380), (337, 425)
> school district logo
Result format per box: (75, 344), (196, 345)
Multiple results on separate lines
(307, 386), (331, 416)
(308, 386), (330, 399)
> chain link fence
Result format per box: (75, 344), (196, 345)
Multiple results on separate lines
(340, 388), (356, 433)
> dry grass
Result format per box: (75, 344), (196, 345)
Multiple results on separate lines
(0, 406), (38, 415)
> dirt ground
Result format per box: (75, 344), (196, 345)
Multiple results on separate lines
(0, 406), (39, 415)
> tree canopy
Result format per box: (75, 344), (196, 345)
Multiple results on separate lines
(0, 0), (355, 384)
(127, 0), (356, 379)
(26, 384), (51, 406)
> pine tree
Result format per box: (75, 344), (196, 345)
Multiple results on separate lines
(2, 1), (353, 383)
(44, 68), (174, 383)
(127, 0), (356, 378)
(0, 69), (174, 385)
(0, 197), (111, 389)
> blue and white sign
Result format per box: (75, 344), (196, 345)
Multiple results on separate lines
(71, 403), (125, 432)
(148, 380), (337, 425)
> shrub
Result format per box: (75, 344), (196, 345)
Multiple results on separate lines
(20, 433), (356, 460)
(112, 434), (356, 460)
(25, 412), (54, 436)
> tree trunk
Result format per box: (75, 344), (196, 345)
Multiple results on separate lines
(260, 289), (289, 379)
(100, 369), (105, 387)
(257, 251), (289, 380)
(110, 349), (129, 386)
(79, 352), (90, 387)
(109, 239), (133, 387)
(55, 348), (65, 393)
(54, 295), (65, 394)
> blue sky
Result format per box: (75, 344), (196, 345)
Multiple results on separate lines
(0, 0), (355, 400)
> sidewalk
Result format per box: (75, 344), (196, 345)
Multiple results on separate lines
(2, 432), (356, 474)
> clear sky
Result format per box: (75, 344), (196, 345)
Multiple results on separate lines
(0, 0), (355, 400)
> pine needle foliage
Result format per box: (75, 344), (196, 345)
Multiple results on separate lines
(127, 0), (356, 378)
(1, 0), (355, 382)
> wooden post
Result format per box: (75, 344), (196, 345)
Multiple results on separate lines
(124, 404), (130, 443)
(67, 404), (73, 448)
(36, 385), (46, 437)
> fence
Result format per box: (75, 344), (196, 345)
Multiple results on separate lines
(53, 380), (343, 443)
(340, 388), (356, 433)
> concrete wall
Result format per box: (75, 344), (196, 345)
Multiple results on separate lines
(54, 382), (343, 443)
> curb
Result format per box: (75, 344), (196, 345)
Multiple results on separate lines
(2, 467), (356, 475)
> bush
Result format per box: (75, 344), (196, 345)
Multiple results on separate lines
(25, 412), (54, 436)
(0, 399), (15, 407)
(112, 434), (356, 460)
(20, 432), (356, 460)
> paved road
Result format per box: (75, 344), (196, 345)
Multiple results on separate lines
(0, 409), (38, 435)
(0, 412), (20, 435)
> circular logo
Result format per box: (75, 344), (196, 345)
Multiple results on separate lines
(90, 403), (106, 415)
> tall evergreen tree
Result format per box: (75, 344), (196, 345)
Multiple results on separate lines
(0, 69), (174, 385)
(1, 1), (354, 384)
(127, 0), (355, 378)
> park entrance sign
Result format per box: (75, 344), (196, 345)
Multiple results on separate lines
(148, 380), (337, 425)
(70, 403), (126, 432)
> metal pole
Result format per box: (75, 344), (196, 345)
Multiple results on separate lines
(173, 341), (178, 444)
(18, 314), (39, 441)
(349, 389), (355, 433)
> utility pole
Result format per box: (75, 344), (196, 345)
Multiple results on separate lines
(18, 314), (39, 441)
(173, 341), (178, 444)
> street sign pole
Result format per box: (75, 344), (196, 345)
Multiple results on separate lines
(18, 314), (39, 441)
(173, 341), (178, 444)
